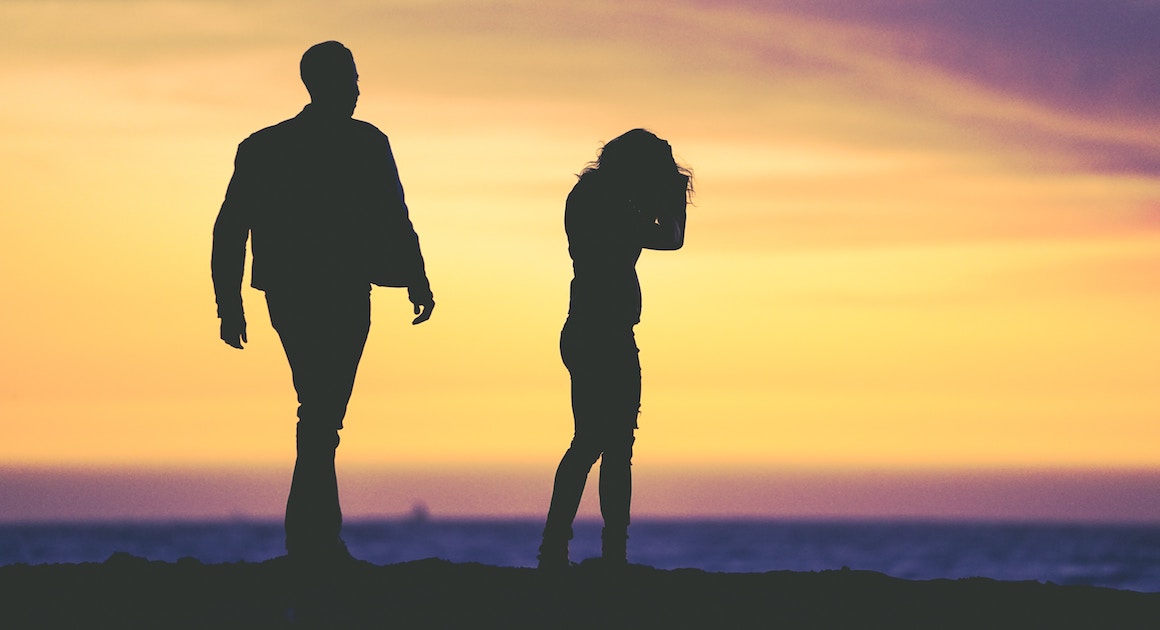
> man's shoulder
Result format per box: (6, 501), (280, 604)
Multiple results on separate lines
(348, 119), (392, 152)
(242, 117), (388, 144)
(349, 117), (387, 138)
(234, 113), (390, 162)
(235, 117), (300, 156)
(244, 114), (303, 141)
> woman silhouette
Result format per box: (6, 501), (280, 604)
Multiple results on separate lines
(539, 129), (692, 568)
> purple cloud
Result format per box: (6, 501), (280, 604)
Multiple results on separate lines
(695, 0), (1160, 173)
(776, 0), (1160, 119)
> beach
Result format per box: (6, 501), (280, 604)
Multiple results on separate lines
(3, 553), (1159, 629)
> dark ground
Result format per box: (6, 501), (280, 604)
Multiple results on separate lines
(2, 553), (1158, 629)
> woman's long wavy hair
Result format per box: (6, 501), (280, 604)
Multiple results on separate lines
(579, 128), (694, 202)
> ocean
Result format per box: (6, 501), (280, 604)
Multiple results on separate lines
(2, 518), (1158, 593)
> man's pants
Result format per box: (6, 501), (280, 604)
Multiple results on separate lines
(543, 320), (641, 547)
(266, 288), (371, 555)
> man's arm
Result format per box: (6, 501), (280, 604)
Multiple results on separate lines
(211, 142), (253, 348)
(378, 135), (435, 324)
(411, 299), (435, 325)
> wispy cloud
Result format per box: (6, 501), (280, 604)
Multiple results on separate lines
(745, 0), (1160, 173)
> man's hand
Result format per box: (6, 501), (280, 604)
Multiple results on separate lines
(220, 314), (248, 349)
(412, 299), (435, 325)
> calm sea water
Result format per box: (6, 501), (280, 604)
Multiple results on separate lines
(2, 519), (1158, 592)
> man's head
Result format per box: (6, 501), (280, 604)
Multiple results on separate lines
(300, 41), (359, 116)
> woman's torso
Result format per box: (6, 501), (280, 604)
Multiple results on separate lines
(565, 173), (646, 328)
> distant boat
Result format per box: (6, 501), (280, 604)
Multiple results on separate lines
(403, 501), (430, 524)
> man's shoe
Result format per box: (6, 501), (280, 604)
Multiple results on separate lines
(536, 539), (571, 570)
(288, 538), (358, 569)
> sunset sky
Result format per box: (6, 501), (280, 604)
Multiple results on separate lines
(2, 0), (1158, 521)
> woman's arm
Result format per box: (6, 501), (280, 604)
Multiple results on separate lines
(640, 173), (688, 251)
(641, 210), (685, 251)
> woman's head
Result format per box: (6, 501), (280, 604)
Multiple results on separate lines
(583, 129), (693, 199)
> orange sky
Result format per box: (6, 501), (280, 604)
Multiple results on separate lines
(1, 0), (1158, 519)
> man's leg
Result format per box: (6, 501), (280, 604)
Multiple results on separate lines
(267, 289), (371, 559)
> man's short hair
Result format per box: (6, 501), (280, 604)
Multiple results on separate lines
(300, 41), (355, 94)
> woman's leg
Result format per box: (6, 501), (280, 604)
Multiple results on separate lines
(540, 429), (601, 565)
(597, 331), (641, 562)
(539, 324), (602, 566)
(598, 430), (634, 562)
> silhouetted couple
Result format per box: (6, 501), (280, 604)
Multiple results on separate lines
(211, 42), (691, 569)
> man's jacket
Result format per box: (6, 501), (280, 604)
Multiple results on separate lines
(211, 104), (431, 318)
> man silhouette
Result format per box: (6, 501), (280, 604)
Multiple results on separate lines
(211, 41), (435, 564)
